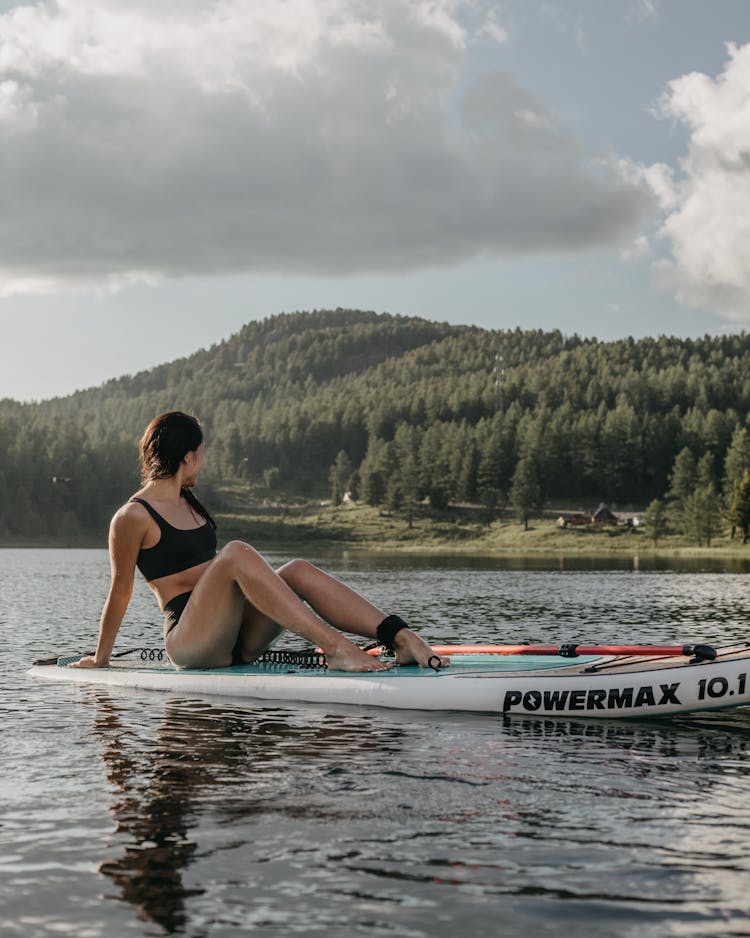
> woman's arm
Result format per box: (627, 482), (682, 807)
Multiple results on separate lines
(70, 506), (144, 668)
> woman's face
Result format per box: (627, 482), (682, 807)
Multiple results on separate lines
(183, 442), (206, 485)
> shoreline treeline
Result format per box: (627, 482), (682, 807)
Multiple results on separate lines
(1, 309), (749, 542)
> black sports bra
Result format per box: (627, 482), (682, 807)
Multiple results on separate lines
(131, 495), (217, 582)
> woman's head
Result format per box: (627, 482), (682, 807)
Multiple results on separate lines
(139, 412), (204, 483)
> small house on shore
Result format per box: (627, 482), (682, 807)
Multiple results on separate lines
(557, 505), (625, 527)
(592, 504), (618, 525)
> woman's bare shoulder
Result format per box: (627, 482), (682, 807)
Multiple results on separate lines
(107, 500), (150, 569)
(111, 498), (151, 535)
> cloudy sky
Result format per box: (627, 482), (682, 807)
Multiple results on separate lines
(1, 0), (749, 400)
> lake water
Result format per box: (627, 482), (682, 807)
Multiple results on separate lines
(3, 548), (750, 937)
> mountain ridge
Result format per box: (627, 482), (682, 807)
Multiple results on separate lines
(1, 308), (749, 541)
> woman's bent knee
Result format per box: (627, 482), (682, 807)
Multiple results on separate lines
(219, 540), (263, 569)
(221, 539), (253, 557)
(277, 558), (316, 589)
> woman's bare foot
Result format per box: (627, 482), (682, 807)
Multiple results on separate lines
(325, 636), (394, 672)
(392, 629), (450, 668)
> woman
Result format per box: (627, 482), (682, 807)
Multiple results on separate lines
(72, 411), (444, 673)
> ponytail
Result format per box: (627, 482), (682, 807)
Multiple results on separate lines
(182, 486), (217, 530)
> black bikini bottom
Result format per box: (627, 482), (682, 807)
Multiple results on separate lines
(164, 591), (245, 665)
(164, 591), (192, 634)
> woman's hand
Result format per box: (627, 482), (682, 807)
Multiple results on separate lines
(69, 655), (109, 669)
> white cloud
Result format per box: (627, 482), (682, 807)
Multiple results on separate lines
(478, 9), (509, 45)
(0, 79), (39, 131)
(640, 162), (677, 211)
(629, 0), (658, 24)
(621, 235), (651, 263)
(0, 0), (653, 294)
(654, 42), (750, 324)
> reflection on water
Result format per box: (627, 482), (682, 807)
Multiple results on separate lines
(90, 692), (412, 934)
(93, 695), (202, 933)
(79, 687), (750, 937)
(4, 548), (750, 937)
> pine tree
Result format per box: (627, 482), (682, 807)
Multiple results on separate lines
(723, 427), (750, 493)
(359, 436), (387, 506)
(727, 469), (750, 543)
(696, 451), (716, 489)
(510, 456), (541, 530)
(457, 442), (479, 502)
(683, 485), (721, 547)
(398, 451), (420, 527)
(384, 476), (403, 513)
(477, 433), (501, 497)
(329, 450), (353, 506)
(643, 498), (668, 547)
(667, 447), (697, 520)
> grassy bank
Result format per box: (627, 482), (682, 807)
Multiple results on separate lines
(4, 494), (749, 559)
(216, 498), (750, 558)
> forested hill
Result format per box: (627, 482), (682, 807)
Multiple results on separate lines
(2, 308), (750, 540)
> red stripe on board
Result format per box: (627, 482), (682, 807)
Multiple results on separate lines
(365, 643), (695, 657)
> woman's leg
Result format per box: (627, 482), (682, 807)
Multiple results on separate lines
(276, 559), (446, 668)
(234, 602), (284, 661)
(277, 559), (384, 636)
(165, 541), (392, 671)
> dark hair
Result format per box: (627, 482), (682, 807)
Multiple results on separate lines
(139, 412), (216, 529)
(140, 411), (203, 482)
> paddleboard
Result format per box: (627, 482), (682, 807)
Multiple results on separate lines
(27, 643), (750, 718)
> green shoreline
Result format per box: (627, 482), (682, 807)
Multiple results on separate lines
(4, 501), (750, 559)
(221, 501), (750, 557)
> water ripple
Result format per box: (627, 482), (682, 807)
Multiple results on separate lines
(4, 549), (750, 936)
